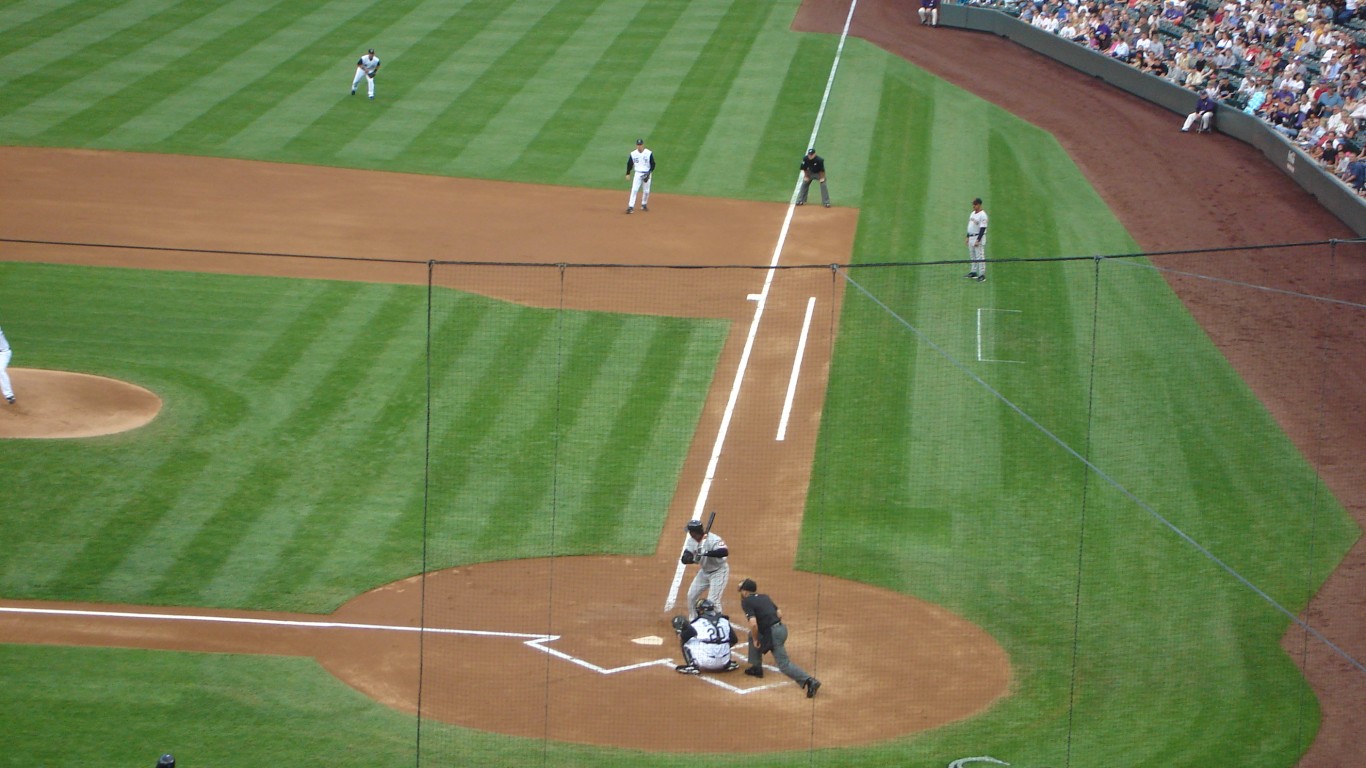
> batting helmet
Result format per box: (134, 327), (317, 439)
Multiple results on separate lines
(156, 755), (176, 768)
(686, 519), (704, 534)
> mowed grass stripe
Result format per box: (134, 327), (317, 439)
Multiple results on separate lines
(0, 0), (88, 35)
(156, 0), (392, 152)
(90, 0), (372, 148)
(501, 0), (693, 182)
(648, 0), (771, 176)
(557, 318), (705, 551)
(197, 287), (426, 607)
(0, 0), (207, 127)
(320, 0), (512, 162)
(90, 282), (375, 601)
(223, 0), (474, 159)
(424, 305), (558, 562)
(145, 285), (416, 603)
(387, 0), (601, 170)
(0, 0), (173, 83)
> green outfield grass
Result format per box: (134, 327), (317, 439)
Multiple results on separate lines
(0, 1), (1358, 766)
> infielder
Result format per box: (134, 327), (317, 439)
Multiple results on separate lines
(966, 197), (988, 282)
(351, 48), (380, 99)
(681, 518), (729, 619)
(0, 324), (14, 405)
(624, 138), (655, 213)
(671, 599), (738, 675)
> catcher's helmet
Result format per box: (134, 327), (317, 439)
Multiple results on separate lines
(695, 598), (717, 615)
(686, 519), (704, 534)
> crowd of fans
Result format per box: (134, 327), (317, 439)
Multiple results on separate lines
(970, 0), (1366, 193)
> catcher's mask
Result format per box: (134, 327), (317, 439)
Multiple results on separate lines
(695, 598), (717, 615)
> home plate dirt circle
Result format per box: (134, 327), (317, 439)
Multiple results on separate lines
(317, 557), (1011, 753)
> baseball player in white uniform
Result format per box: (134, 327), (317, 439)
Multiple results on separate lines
(672, 599), (739, 675)
(681, 518), (729, 619)
(0, 324), (15, 404)
(965, 197), (989, 282)
(351, 48), (380, 99)
(624, 138), (655, 213)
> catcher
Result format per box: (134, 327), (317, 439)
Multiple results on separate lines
(624, 138), (655, 213)
(351, 48), (380, 99)
(672, 599), (738, 675)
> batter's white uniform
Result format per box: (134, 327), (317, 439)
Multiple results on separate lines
(681, 613), (737, 671)
(352, 51), (380, 99)
(966, 204), (989, 280)
(684, 531), (729, 618)
(0, 325), (14, 404)
(625, 144), (655, 212)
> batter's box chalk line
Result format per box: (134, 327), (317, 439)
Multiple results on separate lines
(524, 637), (787, 694)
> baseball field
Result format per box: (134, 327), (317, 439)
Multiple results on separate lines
(2, 0), (1365, 766)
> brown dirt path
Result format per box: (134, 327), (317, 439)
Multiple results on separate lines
(790, 1), (1366, 765)
(0, 145), (1010, 753)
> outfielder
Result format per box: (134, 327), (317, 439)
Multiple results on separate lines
(0, 324), (14, 405)
(671, 599), (738, 675)
(351, 48), (380, 99)
(965, 197), (988, 282)
(624, 138), (655, 213)
(681, 518), (729, 619)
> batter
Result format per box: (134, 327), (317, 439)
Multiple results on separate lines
(681, 518), (729, 619)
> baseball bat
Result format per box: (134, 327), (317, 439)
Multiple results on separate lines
(662, 510), (717, 612)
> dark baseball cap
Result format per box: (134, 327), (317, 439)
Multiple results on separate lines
(807, 148), (816, 154)
(636, 138), (644, 145)
(738, 578), (757, 592)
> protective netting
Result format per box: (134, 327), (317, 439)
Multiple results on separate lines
(415, 244), (1365, 767)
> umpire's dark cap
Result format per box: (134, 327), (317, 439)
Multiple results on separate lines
(738, 578), (757, 592)
(807, 148), (816, 154)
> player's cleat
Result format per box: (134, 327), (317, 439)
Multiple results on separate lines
(805, 677), (821, 698)
(626, 207), (633, 214)
(4, 396), (13, 404)
(975, 274), (986, 282)
(724, 660), (739, 671)
(369, 95), (374, 100)
(675, 664), (700, 675)
(965, 272), (978, 279)
(744, 666), (763, 678)
(796, 201), (805, 206)
(824, 203), (831, 208)
(641, 204), (648, 212)
(351, 89), (356, 95)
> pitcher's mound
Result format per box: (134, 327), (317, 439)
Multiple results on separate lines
(0, 369), (161, 438)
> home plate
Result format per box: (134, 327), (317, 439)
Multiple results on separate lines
(632, 635), (664, 646)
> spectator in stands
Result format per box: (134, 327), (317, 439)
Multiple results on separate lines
(1343, 149), (1366, 192)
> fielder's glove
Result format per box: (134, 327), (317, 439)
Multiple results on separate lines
(681, 550), (696, 565)
(640, 173), (650, 183)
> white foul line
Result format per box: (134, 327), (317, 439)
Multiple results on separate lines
(975, 307), (1024, 364)
(776, 296), (817, 441)
(663, 0), (861, 612)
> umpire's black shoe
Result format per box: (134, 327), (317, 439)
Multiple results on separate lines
(744, 666), (763, 678)
(805, 677), (821, 698)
